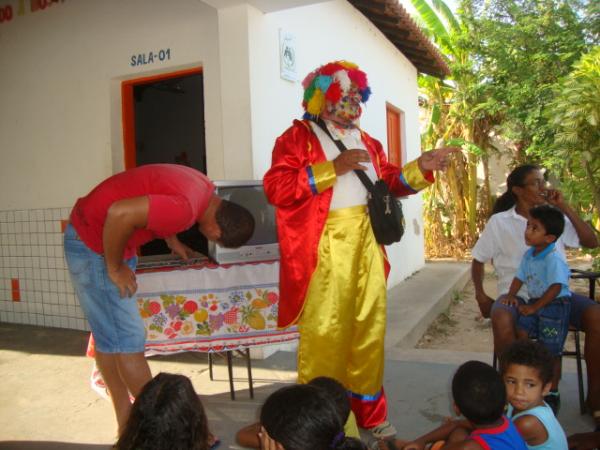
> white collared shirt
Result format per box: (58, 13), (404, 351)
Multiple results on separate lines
(471, 206), (580, 297)
(309, 121), (378, 210)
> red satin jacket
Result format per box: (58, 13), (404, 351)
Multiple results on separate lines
(263, 120), (432, 328)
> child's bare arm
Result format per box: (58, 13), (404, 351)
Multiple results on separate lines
(513, 415), (549, 446)
(402, 420), (472, 449)
(440, 439), (485, 450)
(236, 422), (262, 449)
(499, 278), (523, 306)
(518, 283), (561, 316)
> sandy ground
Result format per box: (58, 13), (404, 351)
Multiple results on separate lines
(416, 257), (594, 354)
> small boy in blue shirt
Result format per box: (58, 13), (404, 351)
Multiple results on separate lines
(500, 204), (571, 412)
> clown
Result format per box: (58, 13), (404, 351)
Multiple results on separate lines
(263, 61), (457, 438)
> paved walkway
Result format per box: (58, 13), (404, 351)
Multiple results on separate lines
(0, 261), (593, 448)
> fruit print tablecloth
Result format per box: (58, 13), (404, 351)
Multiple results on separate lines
(137, 260), (299, 354)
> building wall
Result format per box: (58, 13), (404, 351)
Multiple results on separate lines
(0, 0), (226, 208)
(0, 0), (427, 329)
(246, 0), (426, 285)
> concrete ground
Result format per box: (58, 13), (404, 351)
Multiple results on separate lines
(0, 261), (593, 449)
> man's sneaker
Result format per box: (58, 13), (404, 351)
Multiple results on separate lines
(368, 421), (397, 439)
(544, 391), (560, 416)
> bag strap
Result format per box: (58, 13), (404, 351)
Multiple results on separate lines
(312, 118), (376, 193)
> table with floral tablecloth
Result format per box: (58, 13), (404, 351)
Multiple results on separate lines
(88, 260), (298, 399)
(135, 260), (298, 354)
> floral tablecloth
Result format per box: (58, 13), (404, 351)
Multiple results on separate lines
(136, 261), (298, 354)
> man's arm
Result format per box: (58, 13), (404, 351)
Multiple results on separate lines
(164, 235), (195, 260)
(471, 259), (494, 318)
(103, 196), (149, 297)
(547, 189), (598, 248)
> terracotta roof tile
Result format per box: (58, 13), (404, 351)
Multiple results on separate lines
(348, 0), (450, 78)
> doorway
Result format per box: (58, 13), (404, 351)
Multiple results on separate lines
(121, 68), (208, 257)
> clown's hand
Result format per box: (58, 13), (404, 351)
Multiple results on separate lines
(333, 149), (371, 176)
(418, 147), (461, 172)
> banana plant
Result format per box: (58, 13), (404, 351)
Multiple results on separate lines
(411, 0), (498, 255)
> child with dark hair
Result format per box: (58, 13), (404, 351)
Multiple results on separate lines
(377, 361), (526, 449)
(236, 376), (360, 448)
(259, 384), (365, 450)
(308, 377), (360, 439)
(115, 372), (212, 450)
(502, 340), (568, 449)
(499, 204), (571, 408)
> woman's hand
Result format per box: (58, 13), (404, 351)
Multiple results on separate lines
(545, 188), (567, 210)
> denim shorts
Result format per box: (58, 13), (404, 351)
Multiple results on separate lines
(492, 291), (594, 330)
(64, 224), (145, 353)
(491, 295), (571, 356)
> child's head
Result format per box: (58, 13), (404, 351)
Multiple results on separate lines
(526, 205), (564, 246)
(260, 384), (364, 450)
(501, 340), (553, 412)
(451, 360), (506, 426)
(309, 376), (351, 423)
(116, 372), (209, 450)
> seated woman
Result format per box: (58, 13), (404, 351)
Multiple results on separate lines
(115, 372), (216, 450)
(471, 164), (599, 419)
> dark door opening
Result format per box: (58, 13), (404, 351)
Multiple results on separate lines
(122, 68), (208, 258)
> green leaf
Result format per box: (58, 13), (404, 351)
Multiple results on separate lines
(410, 0), (454, 53)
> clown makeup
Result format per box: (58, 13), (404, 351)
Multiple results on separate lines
(325, 84), (362, 126)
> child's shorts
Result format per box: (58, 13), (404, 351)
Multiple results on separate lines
(517, 296), (571, 357)
(64, 224), (145, 354)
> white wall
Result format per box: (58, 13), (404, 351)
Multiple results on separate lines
(245, 0), (425, 285)
(0, 0), (222, 209)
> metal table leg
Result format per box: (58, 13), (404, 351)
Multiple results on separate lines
(245, 348), (254, 399)
(227, 351), (235, 400)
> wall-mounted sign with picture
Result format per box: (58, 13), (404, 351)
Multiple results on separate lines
(279, 29), (297, 82)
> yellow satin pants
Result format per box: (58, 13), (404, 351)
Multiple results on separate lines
(297, 205), (387, 397)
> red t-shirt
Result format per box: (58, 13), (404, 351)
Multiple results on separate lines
(70, 164), (214, 258)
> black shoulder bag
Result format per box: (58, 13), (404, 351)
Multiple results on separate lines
(313, 119), (405, 245)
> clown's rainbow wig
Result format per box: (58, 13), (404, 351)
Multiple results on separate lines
(301, 60), (371, 119)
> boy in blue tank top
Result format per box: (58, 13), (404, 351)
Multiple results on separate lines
(502, 340), (568, 449)
(379, 361), (527, 449)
